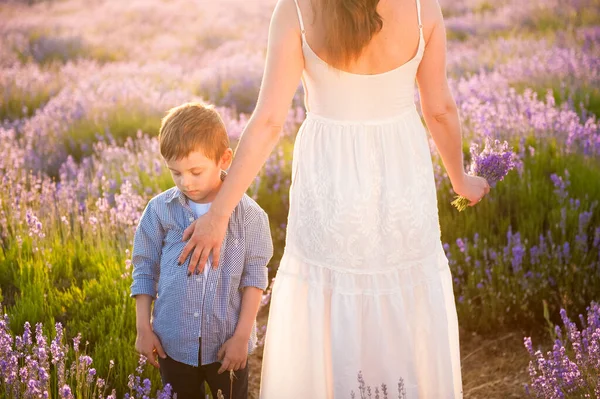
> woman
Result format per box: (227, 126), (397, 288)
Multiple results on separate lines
(179, 0), (489, 396)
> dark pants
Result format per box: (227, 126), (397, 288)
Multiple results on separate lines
(158, 339), (248, 399)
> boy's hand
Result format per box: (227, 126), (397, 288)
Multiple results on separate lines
(135, 328), (167, 368)
(216, 335), (248, 374)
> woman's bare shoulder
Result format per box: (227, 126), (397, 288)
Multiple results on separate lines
(268, 0), (305, 39)
(418, 0), (445, 42)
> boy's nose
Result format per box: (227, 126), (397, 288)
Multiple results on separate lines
(181, 176), (192, 188)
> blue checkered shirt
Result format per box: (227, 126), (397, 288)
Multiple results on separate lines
(130, 184), (273, 367)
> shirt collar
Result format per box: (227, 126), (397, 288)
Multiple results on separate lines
(165, 170), (227, 204)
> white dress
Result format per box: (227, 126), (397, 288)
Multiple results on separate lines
(260, 0), (463, 397)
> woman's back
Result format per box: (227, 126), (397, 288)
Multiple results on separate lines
(294, 0), (426, 120)
(297, 0), (423, 76)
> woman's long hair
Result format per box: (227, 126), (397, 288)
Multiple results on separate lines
(321, 0), (383, 68)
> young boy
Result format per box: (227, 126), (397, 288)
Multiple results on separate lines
(130, 102), (273, 399)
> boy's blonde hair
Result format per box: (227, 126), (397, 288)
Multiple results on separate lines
(159, 102), (229, 163)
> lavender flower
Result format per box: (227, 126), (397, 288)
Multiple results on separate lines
(60, 384), (74, 399)
(351, 372), (408, 399)
(0, 314), (172, 399)
(524, 302), (600, 397)
(452, 138), (518, 211)
(72, 333), (81, 353)
(25, 210), (45, 239)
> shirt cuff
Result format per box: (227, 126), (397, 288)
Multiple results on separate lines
(240, 272), (268, 291)
(130, 278), (157, 299)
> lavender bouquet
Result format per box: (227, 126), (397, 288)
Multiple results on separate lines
(451, 138), (519, 211)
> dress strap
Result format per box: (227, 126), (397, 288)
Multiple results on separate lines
(415, 0), (423, 30)
(293, 0), (307, 40)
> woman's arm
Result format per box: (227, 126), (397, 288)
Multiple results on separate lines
(416, 0), (489, 203)
(179, 0), (304, 273)
(416, 0), (464, 187)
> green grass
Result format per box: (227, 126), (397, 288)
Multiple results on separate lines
(0, 90), (54, 120)
(0, 217), (156, 394)
(14, 28), (125, 66)
(472, 1), (495, 14)
(445, 0), (600, 43)
(0, 135), (296, 393)
(443, 140), (600, 243)
(437, 143), (600, 333)
(446, 29), (471, 42)
(1, 10), (599, 391)
(64, 110), (163, 162)
(511, 82), (600, 119)
(525, 3), (600, 32)
(2, 134), (599, 392)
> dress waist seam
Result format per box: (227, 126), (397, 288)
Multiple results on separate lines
(282, 247), (444, 275)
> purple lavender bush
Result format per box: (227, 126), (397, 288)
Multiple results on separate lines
(524, 302), (600, 398)
(452, 138), (519, 211)
(0, 312), (172, 399)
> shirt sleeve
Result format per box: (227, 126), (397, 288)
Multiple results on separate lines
(130, 198), (164, 299)
(241, 209), (273, 290)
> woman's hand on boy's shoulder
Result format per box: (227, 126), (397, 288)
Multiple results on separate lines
(180, 210), (229, 274)
(216, 334), (248, 374)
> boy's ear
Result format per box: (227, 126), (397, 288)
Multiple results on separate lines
(220, 148), (234, 170)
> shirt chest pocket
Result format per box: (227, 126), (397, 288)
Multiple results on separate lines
(160, 224), (187, 276)
(220, 236), (245, 278)
(163, 223), (185, 246)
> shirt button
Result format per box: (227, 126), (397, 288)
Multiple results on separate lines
(196, 277), (201, 282)
(188, 216), (194, 222)
(194, 312), (199, 318)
